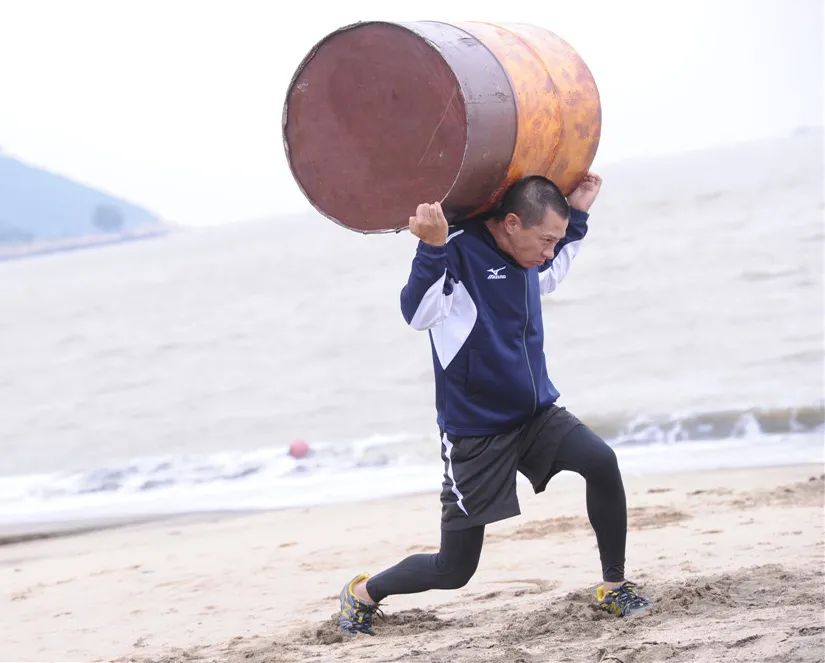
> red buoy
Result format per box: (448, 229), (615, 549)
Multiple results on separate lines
(288, 439), (310, 459)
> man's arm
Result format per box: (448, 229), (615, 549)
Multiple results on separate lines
(538, 172), (602, 295)
(400, 202), (457, 330)
(538, 207), (588, 294)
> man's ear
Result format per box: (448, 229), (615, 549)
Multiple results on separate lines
(503, 212), (521, 234)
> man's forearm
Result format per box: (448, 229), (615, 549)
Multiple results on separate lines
(538, 208), (589, 295)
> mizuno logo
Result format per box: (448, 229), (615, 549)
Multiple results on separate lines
(487, 266), (507, 280)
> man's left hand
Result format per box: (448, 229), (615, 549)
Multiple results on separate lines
(567, 172), (602, 213)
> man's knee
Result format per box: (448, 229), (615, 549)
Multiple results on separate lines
(581, 434), (621, 482)
(435, 556), (480, 589)
(440, 563), (477, 589)
(597, 441), (619, 470)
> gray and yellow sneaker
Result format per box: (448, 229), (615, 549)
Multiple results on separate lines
(596, 581), (653, 616)
(338, 573), (383, 635)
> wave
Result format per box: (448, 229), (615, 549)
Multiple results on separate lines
(588, 404), (824, 447)
(0, 405), (822, 527)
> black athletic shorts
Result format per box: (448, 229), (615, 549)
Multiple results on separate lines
(439, 404), (583, 531)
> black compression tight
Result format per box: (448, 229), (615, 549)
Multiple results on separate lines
(365, 526), (486, 603)
(365, 425), (627, 603)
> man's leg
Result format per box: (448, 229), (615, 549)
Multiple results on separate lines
(352, 427), (519, 605)
(551, 425), (627, 584)
(340, 426), (521, 633)
(547, 424), (652, 616)
(354, 525), (485, 604)
(338, 526), (485, 634)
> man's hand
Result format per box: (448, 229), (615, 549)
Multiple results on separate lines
(567, 172), (602, 213)
(409, 202), (448, 246)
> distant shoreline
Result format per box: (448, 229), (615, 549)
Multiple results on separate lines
(0, 226), (170, 262)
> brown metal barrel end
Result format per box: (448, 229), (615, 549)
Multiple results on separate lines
(283, 22), (471, 233)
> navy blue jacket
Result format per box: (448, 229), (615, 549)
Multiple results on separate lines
(400, 209), (589, 436)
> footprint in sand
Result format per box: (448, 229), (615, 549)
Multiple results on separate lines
(490, 577), (557, 595)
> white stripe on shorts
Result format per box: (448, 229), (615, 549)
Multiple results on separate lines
(443, 435), (468, 516)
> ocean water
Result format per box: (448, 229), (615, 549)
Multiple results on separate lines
(1, 131), (822, 526)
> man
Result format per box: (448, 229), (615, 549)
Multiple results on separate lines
(337, 173), (652, 635)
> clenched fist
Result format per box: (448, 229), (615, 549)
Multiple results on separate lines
(409, 202), (448, 247)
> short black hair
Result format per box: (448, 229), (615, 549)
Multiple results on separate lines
(491, 175), (569, 227)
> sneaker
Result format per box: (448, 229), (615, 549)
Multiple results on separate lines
(596, 581), (653, 616)
(338, 573), (383, 635)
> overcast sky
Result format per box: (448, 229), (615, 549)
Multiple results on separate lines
(0, 0), (822, 225)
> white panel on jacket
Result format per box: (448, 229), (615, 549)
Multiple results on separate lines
(409, 271), (449, 330)
(539, 240), (582, 295)
(429, 282), (477, 369)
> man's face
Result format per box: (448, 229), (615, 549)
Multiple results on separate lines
(504, 207), (568, 269)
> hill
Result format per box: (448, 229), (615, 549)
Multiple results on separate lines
(0, 154), (164, 258)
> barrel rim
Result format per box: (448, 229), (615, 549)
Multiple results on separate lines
(406, 20), (519, 223)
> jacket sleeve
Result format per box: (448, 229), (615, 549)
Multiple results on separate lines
(400, 237), (461, 331)
(538, 208), (589, 295)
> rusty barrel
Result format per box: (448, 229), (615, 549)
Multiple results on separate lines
(282, 21), (600, 233)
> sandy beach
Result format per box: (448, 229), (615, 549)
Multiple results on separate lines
(0, 463), (821, 662)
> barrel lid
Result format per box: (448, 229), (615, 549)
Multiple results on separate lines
(283, 22), (468, 233)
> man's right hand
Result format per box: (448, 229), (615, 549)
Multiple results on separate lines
(409, 202), (448, 247)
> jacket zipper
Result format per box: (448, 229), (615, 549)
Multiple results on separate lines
(522, 272), (538, 414)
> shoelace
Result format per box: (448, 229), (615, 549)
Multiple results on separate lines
(349, 601), (385, 633)
(612, 582), (648, 609)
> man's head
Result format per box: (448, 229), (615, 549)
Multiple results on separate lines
(484, 176), (570, 269)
